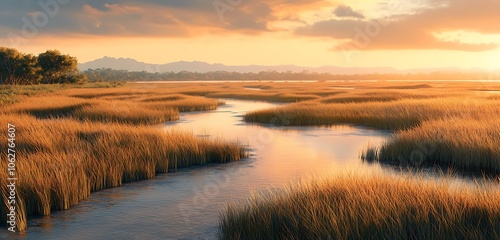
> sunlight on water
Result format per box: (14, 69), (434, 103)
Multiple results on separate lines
(6, 100), (389, 240)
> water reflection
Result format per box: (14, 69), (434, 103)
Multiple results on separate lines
(4, 99), (389, 240)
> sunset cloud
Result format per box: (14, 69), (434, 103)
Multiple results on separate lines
(0, 0), (330, 39)
(0, 0), (499, 70)
(2, 0), (499, 52)
(296, 0), (500, 51)
(333, 5), (365, 19)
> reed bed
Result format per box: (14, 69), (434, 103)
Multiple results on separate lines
(320, 91), (455, 104)
(367, 118), (500, 173)
(0, 113), (246, 231)
(206, 92), (319, 103)
(245, 97), (500, 130)
(73, 101), (179, 124)
(2, 81), (499, 232)
(142, 95), (222, 112)
(3, 89), (222, 125)
(2, 95), (179, 125)
(232, 81), (499, 173)
(244, 88), (500, 173)
(220, 173), (500, 240)
(0, 84), (63, 104)
(65, 88), (221, 113)
(0, 83), (247, 231)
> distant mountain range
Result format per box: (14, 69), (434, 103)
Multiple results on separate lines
(79, 56), (484, 75)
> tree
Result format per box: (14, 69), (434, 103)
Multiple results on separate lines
(0, 47), (24, 84)
(0, 47), (42, 84)
(38, 50), (86, 84)
(17, 54), (41, 84)
(1, 47), (86, 85)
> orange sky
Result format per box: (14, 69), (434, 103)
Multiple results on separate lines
(1, 0), (499, 70)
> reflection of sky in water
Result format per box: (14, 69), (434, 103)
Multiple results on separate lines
(5, 99), (389, 240)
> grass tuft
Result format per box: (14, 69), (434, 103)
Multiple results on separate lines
(0, 114), (246, 231)
(220, 173), (500, 240)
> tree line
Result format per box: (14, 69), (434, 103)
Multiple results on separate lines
(0, 47), (86, 85)
(3, 46), (498, 84)
(84, 68), (499, 82)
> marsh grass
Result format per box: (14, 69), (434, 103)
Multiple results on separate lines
(369, 118), (500, 173)
(0, 84), (63, 105)
(0, 83), (123, 105)
(0, 83), (248, 231)
(2, 81), (499, 232)
(66, 88), (222, 113)
(142, 95), (221, 112)
(206, 92), (319, 103)
(234, 81), (500, 173)
(245, 93), (500, 173)
(378, 83), (433, 89)
(245, 97), (500, 130)
(320, 91), (451, 104)
(3, 89), (222, 125)
(73, 101), (179, 124)
(220, 173), (500, 240)
(0, 113), (246, 231)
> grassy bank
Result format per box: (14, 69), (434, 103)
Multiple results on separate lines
(0, 114), (246, 231)
(244, 97), (500, 130)
(235, 81), (500, 174)
(0, 84), (246, 231)
(365, 118), (500, 173)
(2, 81), (499, 232)
(220, 173), (500, 240)
(2, 87), (221, 125)
(0, 82), (123, 105)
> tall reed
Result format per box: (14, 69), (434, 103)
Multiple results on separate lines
(220, 173), (500, 240)
(367, 118), (500, 173)
(0, 114), (246, 231)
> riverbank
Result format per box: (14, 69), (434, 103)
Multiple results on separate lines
(220, 173), (500, 240)
(0, 84), (246, 232)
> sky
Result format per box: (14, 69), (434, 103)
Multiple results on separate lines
(1, 0), (500, 70)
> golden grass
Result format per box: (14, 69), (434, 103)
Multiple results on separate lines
(220, 173), (500, 240)
(206, 92), (319, 103)
(2, 95), (178, 125)
(2, 87), (223, 125)
(0, 84), (248, 231)
(245, 98), (500, 130)
(320, 90), (453, 104)
(73, 101), (179, 124)
(235, 81), (500, 173)
(0, 82), (123, 105)
(369, 118), (500, 172)
(141, 95), (223, 112)
(0, 113), (246, 231)
(2, 81), (499, 232)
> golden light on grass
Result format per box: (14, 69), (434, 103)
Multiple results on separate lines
(245, 97), (500, 130)
(372, 118), (500, 172)
(1, 81), (499, 233)
(235, 82), (500, 174)
(0, 84), (248, 231)
(220, 173), (500, 240)
(0, 113), (246, 231)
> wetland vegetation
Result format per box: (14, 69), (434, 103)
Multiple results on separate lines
(1, 81), (498, 239)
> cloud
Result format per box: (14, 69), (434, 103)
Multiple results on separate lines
(0, 0), (328, 39)
(333, 5), (364, 19)
(296, 0), (500, 52)
(4, 0), (497, 53)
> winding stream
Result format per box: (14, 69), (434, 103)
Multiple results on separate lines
(3, 99), (389, 240)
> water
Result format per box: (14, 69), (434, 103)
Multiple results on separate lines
(331, 87), (355, 90)
(134, 80), (500, 84)
(478, 90), (500, 94)
(242, 87), (263, 91)
(2, 100), (389, 240)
